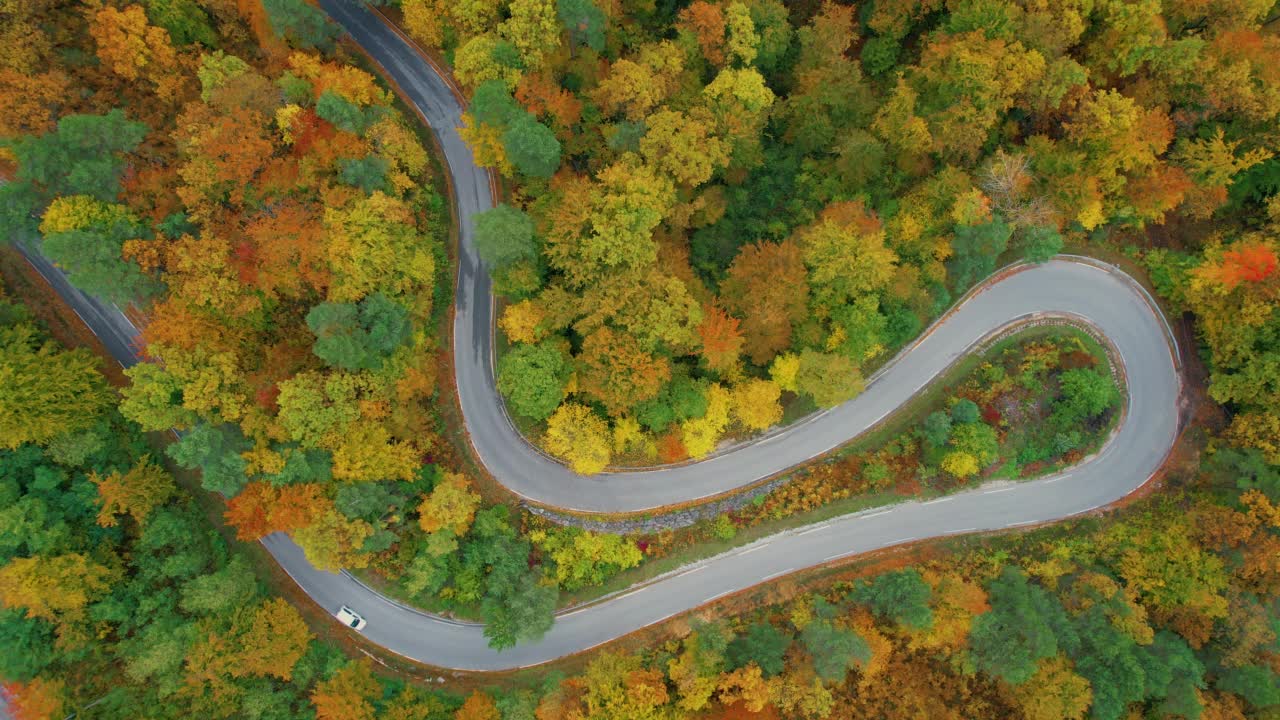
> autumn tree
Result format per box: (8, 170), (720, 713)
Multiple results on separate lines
(417, 473), (482, 536)
(544, 402), (611, 474)
(92, 455), (176, 527)
(89, 5), (182, 100)
(576, 327), (671, 416)
(0, 553), (117, 623)
(311, 659), (381, 720)
(721, 240), (809, 365)
(0, 322), (111, 449)
(1, 110), (147, 236)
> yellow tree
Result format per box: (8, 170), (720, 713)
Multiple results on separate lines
(0, 553), (117, 622)
(638, 109), (730, 187)
(311, 660), (381, 720)
(325, 192), (437, 306)
(332, 425), (420, 482)
(544, 403), (612, 474)
(499, 0), (561, 69)
(545, 155), (677, 287)
(592, 42), (686, 120)
(401, 0), (445, 47)
(731, 379), (782, 431)
(1010, 656), (1093, 720)
(416, 472), (482, 535)
(237, 598), (313, 680)
(0, 323), (112, 449)
(92, 454), (176, 527)
(716, 665), (772, 712)
(88, 5), (182, 100)
(796, 201), (898, 308)
(293, 509), (375, 571)
(454, 691), (501, 720)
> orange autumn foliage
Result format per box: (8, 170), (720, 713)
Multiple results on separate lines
(311, 660), (381, 720)
(6, 679), (65, 720)
(224, 482), (331, 540)
(677, 1), (727, 65)
(454, 692), (501, 720)
(657, 431), (689, 463)
(1202, 241), (1279, 290)
(721, 240), (810, 365)
(699, 304), (745, 374)
(516, 73), (583, 128)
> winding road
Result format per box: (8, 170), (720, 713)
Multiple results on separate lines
(21, 0), (1183, 671)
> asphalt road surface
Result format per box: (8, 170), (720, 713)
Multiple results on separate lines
(20, 0), (1182, 671)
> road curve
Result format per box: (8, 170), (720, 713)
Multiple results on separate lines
(317, 0), (1180, 514)
(18, 0), (1181, 671)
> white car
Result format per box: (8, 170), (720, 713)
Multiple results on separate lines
(335, 605), (367, 631)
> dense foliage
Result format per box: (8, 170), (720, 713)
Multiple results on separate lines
(398, 0), (1280, 474)
(3, 0), (1280, 718)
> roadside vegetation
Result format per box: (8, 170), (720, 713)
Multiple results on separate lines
(0, 0), (1279, 718)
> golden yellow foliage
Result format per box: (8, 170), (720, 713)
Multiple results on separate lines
(544, 402), (612, 474)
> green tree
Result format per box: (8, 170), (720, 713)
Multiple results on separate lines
(970, 567), (1075, 685)
(849, 569), (933, 630)
(948, 217), (1013, 290)
(950, 422), (999, 467)
(727, 621), (791, 677)
(39, 198), (161, 304)
(951, 398), (980, 424)
(482, 565), (557, 650)
(339, 156), (390, 194)
(921, 410), (952, 447)
(306, 293), (411, 371)
(1216, 665), (1280, 711)
(1054, 368), (1118, 425)
(1, 110), (147, 234)
(0, 609), (56, 681)
(502, 115), (561, 178)
(262, 0), (338, 49)
(497, 341), (570, 421)
(800, 617), (869, 683)
(557, 0), (605, 51)
(316, 90), (378, 134)
(470, 80), (523, 126)
(145, 0), (217, 46)
(180, 555), (258, 615)
(473, 204), (537, 271)
(166, 423), (249, 497)
(1019, 225), (1063, 263)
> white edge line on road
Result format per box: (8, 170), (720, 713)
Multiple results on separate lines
(951, 528), (977, 534)
(737, 543), (769, 556)
(1046, 474), (1071, 483)
(983, 486), (1017, 494)
(923, 497), (952, 505)
(761, 568), (794, 581)
(862, 510), (891, 519)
